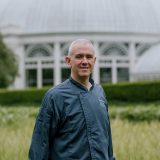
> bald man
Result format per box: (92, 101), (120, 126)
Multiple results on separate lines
(29, 39), (115, 160)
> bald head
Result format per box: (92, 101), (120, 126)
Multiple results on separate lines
(68, 39), (95, 56)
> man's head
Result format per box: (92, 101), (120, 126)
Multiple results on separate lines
(66, 39), (96, 81)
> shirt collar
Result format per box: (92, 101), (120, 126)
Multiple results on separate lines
(69, 77), (94, 91)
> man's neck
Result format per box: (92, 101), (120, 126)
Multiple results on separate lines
(71, 75), (92, 90)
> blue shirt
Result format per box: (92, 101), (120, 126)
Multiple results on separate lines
(29, 78), (115, 160)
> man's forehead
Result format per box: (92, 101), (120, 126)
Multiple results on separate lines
(70, 39), (92, 46)
(71, 43), (95, 54)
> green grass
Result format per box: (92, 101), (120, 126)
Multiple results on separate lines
(0, 106), (38, 160)
(0, 103), (160, 160)
(111, 119), (160, 160)
(109, 102), (160, 121)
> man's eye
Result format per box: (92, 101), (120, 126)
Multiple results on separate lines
(75, 55), (83, 59)
(87, 55), (93, 59)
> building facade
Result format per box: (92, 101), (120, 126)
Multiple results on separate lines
(1, 0), (160, 89)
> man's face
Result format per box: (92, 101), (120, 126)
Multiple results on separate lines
(66, 43), (96, 79)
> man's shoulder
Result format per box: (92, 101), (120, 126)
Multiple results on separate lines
(94, 83), (103, 91)
(45, 79), (71, 96)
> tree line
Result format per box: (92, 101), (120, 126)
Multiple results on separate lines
(0, 33), (17, 88)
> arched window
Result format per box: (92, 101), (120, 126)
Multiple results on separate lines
(25, 44), (54, 88)
(100, 43), (128, 56)
(26, 44), (53, 58)
(28, 48), (50, 57)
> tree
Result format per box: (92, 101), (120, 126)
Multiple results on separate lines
(0, 34), (18, 88)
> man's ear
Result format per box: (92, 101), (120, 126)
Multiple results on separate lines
(94, 56), (96, 64)
(65, 56), (71, 67)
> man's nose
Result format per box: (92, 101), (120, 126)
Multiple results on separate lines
(81, 57), (88, 63)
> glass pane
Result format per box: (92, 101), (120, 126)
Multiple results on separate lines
(42, 69), (54, 86)
(62, 68), (70, 82)
(26, 69), (37, 87)
(100, 68), (112, 83)
(117, 68), (129, 82)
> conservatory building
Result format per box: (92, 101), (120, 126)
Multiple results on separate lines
(0, 0), (160, 89)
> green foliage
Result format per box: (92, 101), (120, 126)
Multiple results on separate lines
(0, 34), (18, 88)
(109, 103), (160, 122)
(0, 105), (160, 160)
(111, 119), (160, 160)
(0, 105), (38, 127)
(0, 88), (48, 105)
(0, 81), (160, 105)
(102, 81), (160, 102)
(0, 106), (37, 160)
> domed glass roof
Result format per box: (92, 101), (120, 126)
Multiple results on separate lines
(0, 0), (160, 33)
(133, 43), (160, 74)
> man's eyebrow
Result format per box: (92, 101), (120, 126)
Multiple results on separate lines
(76, 52), (93, 55)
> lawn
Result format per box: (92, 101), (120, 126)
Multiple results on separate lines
(0, 103), (160, 160)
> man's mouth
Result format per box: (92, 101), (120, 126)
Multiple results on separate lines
(80, 67), (88, 69)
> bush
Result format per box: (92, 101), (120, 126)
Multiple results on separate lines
(0, 88), (48, 105)
(109, 105), (160, 122)
(102, 81), (160, 102)
(0, 81), (160, 105)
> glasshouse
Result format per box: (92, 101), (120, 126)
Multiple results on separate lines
(0, 0), (160, 89)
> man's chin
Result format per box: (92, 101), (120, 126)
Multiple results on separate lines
(79, 73), (90, 77)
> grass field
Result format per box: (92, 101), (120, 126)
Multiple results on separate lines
(0, 103), (160, 160)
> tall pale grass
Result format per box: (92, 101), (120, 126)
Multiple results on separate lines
(111, 119), (160, 160)
(0, 105), (160, 160)
(0, 106), (37, 160)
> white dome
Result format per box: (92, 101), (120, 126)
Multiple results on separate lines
(0, 0), (160, 33)
(133, 44), (160, 73)
(132, 43), (160, 80)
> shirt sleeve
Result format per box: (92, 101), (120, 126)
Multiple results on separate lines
(28, 91), (59, 160)
(101, 86), (116, 160)
(108, 116), (116, 160)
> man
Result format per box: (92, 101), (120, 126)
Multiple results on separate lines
(29, 39), (115, 160)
